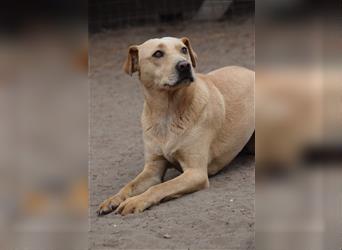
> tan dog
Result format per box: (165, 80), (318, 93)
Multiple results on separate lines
(97, 37), (254, 216)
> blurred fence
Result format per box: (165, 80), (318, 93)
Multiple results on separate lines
(89, 0), (254, 32)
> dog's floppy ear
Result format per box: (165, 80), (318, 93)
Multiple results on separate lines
(181, 37), (197, 68)
(123, 45), (139, 76)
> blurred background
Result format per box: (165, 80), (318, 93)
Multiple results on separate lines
(0, 1), (88, 250)
(256, 1), (342, 250)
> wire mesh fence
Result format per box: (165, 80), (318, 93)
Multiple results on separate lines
(89, 0), (254, 32)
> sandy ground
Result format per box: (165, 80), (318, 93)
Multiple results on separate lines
(90, 17), (255, 250)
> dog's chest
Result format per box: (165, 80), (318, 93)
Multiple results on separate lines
(145, 127), (183, 164)
(161, 140), (179, 164)
(143, 109), (191, 164)
(157, 135), (182, 164)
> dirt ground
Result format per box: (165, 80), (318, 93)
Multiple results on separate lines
(89, 17), (255, 250)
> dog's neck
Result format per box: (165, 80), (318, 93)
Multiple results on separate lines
(142, 83), (195, 117)
(141, 79), (208, 136)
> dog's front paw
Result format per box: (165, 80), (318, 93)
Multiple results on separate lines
(97, 194), (124, 216)
(115, 195), (152, 216)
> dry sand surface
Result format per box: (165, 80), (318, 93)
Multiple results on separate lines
(90, 17), (255, 249)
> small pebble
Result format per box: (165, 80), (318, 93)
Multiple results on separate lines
(230, 199), (234, 202)
(163, 233), (172, 239)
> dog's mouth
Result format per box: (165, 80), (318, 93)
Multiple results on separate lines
(163, 76), (194, 88)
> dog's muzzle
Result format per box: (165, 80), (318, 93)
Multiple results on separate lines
(175, 60), (194, 85)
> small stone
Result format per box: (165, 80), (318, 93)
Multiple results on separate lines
(113, 224), (117, 227)
(163, 233), (172, 239)
(230, 199), (234, 202)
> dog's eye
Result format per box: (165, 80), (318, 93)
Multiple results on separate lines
(181, 47), (188, 54)
(152, 50), (164, 58)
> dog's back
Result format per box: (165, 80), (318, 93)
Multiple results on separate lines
(202, 66), (255, 175)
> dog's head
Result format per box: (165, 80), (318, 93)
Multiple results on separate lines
(123, 37), (197, 90)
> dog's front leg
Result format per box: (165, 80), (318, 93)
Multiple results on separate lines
(115, 157), (209, 215)
(97, 157), (167, 216)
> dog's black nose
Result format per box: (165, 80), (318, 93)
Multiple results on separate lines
(176, 61), (191, 73)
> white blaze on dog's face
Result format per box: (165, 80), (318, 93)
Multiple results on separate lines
(123, 37), (197, 90)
